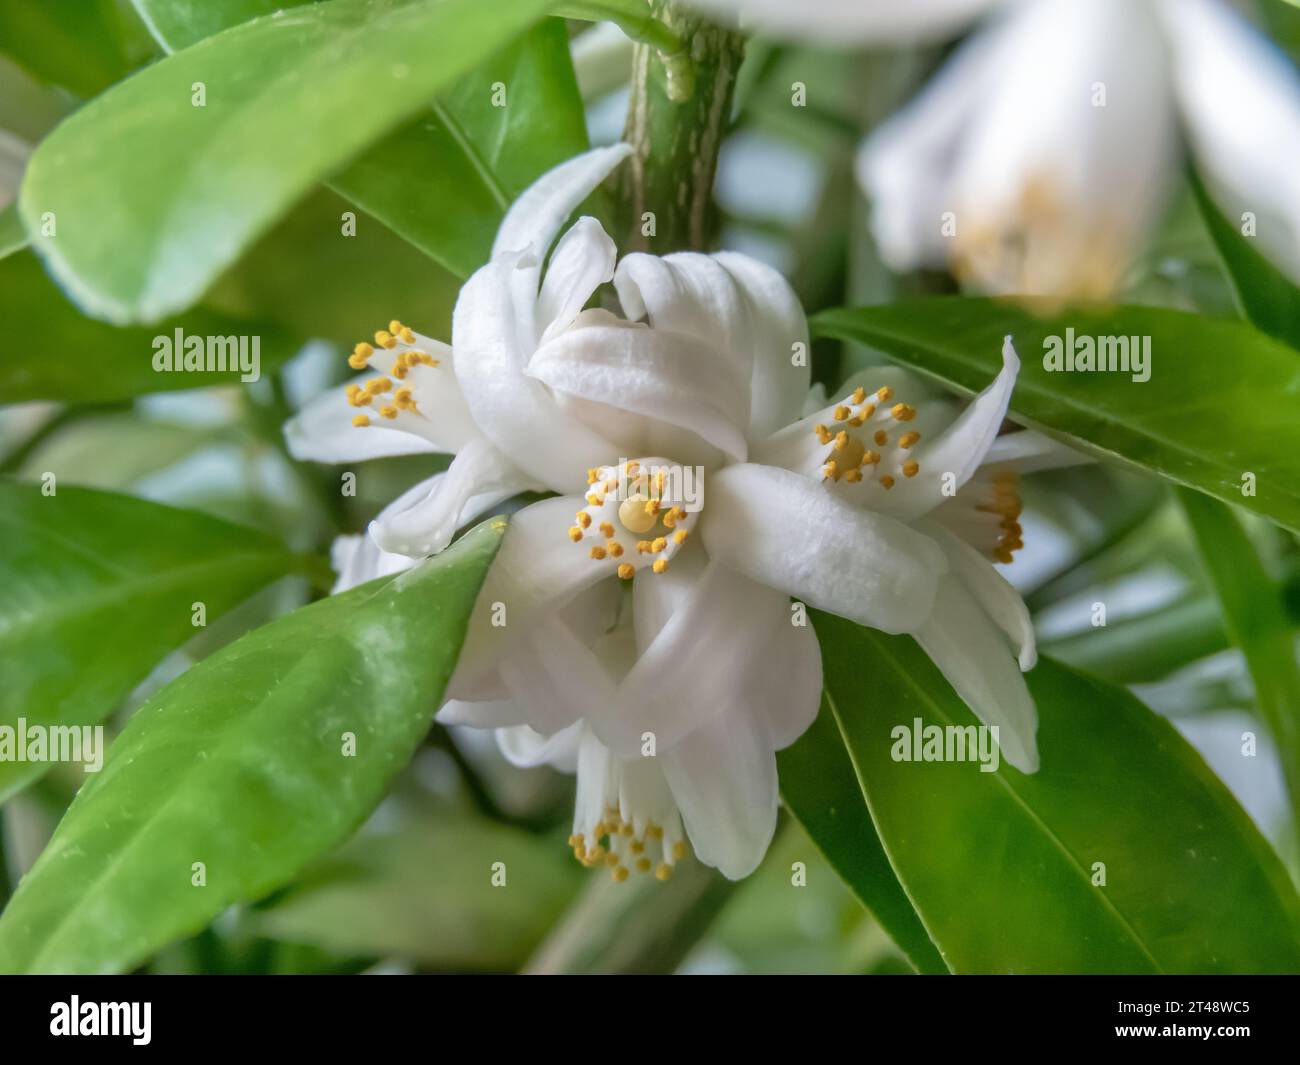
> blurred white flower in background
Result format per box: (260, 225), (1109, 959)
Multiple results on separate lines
(689, 0), (1300, 297)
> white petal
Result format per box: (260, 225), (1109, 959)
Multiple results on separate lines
(449, 495), (617, 692)
(369, 436), (535, 557)
(527, 320), (751, 462)
(882, 336), (1019, 521)
(495, 721), (584, 772)
(329, 532), (418, 594)
(498, 618), (618, 736)
(712, 251), (811, 438)
(453, 257), (623, 493)
(918, 518), (1035, 670)
(682, 0), (997, 45)
(981, 427), (1090, 474)
(436, 698), (528, 728)
(1158, 0), (1300, 284)
(914, 574), (1039, 772)
(614, 252), (748, 358)
(537, 216), (618, 343)
(701, 462), (947, 634)
(284, 378), (442, 463)
(660, 706), (779, 880)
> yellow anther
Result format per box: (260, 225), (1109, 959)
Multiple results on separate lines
(644, 498), (661, 517)
(876, 386), (893, 401)
(587, 468), (600, 485)
(874, 429), (888, 446)
(352, 414), (371, 427)
(902, 460), (920, 477)
(348, 351), (371, 370)
(672, 841), (687, 860)
(379, 406), (398, 419)
(621, 823), (634, 837)
(655, 863), (673, 881)
(394, 387), (415, 409)
(568, 834), (581, 848)
(834, 430), (849, 448)
(388, 319), (403, 334)
(814, 424), (832, 444)
(351, 392), (372, 407)
(353, 341), (374, 359)
(586, 493), (605, 507)
(612, 865), (630, 883)
(652, 559), (668, 574)
(833, 405), (851, 422)
(650, 537), (667, 552)
(649, 825), (664, 839)
(851, 387), (866, 404)
(899, 431), (920, 448)
(607, 541), (624, 558)
(879, 474), (895, 489)
(636, 857), (652, 873)
(618, 496), (658, 535)
(606, 852), (620, 867)
(823, 460), (838, 480)
(400, 327), (415, 344)
(674, 529), (688, 545)
(599, 521), (615, 538)
(568, 526), (583, 542)
(391, 364), (408, 379)
(861, 449), (880, 465)
(374, 330), (397, 349)
(630, 840), (645, 855)
(365, 377), (392, 395)
(586, 844), (605, 863)
(636, 540), (652, 554)
(845, 468), (862, 483)
(891, 403), (917, 422)
(589, 545), (607, 560)
(576, 511), (592, 529)
(618, 563), (635, 580)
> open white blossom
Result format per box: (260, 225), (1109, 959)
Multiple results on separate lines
(690, 0), (1300, 297)
(287, 146), (1074, 881)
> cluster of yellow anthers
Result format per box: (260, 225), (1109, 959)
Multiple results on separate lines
(814, 385), (921, 490)
(345, 320), (440, 428)
(567, 461), (695, 580)
(569, 810), (687, 882)
(982, 470), (1025, 564)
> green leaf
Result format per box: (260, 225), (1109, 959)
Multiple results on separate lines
(815, 610), (1300, 973)
(0, 517), (505, 974)
(0, 205), (25, 259)
(19, 0), (552, 324)
(0, 479), (300, 804)
(1177, 489), (1300, 845)
(328, 18), (590, 278)
(778, 701), (948, 974)
(814, 299), (1300, 533)
(0, 0), (156, 98)
(1191, 170), (1300, 352)
(0, 251), (295, 403)
(254, 803), (581, 970)
(131, 0), (315, 51)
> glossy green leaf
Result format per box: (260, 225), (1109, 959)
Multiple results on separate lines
(815, 610), (1300, 973)
(0, 251), (295, 403)
(255, 803), (581, 970)
(0, 479), (301, 804)
(1177, 488), (1300, 843)
(19, 0), (551, 324)
(0, 517), (505, 974)
(1191, 170), (1300, 352)
(329, 17), (590, 278)
(814, 299), (1300, 533)
(778, 701), (947, 974)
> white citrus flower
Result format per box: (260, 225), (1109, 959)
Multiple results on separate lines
(690, 0), (1300, 297)
(290, 147), (1071, 881)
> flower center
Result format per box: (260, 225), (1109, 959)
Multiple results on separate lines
(570, 809), (688, 882)
(813, 385), (922, 490)
(344, 319), (441, 428)
(566, 458), (698, 580)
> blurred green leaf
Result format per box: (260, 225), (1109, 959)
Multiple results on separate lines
(1178, 489), (1300, 847)
(1191, 170), (1300, 352)
(0, 206), (24, 259)
(131, 0), (316, 51)
(0, 0), (155, 98)
(0, 517), (504, 974)
(814, 299), (1300, 533)
(18, 0), (551, 324)
(814, 610), (1300, 973)
(0, 251), (295, 403)
(255, 803), (580, 970)
(0, 479), (300, 804)
(778, 702), (947, 974)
